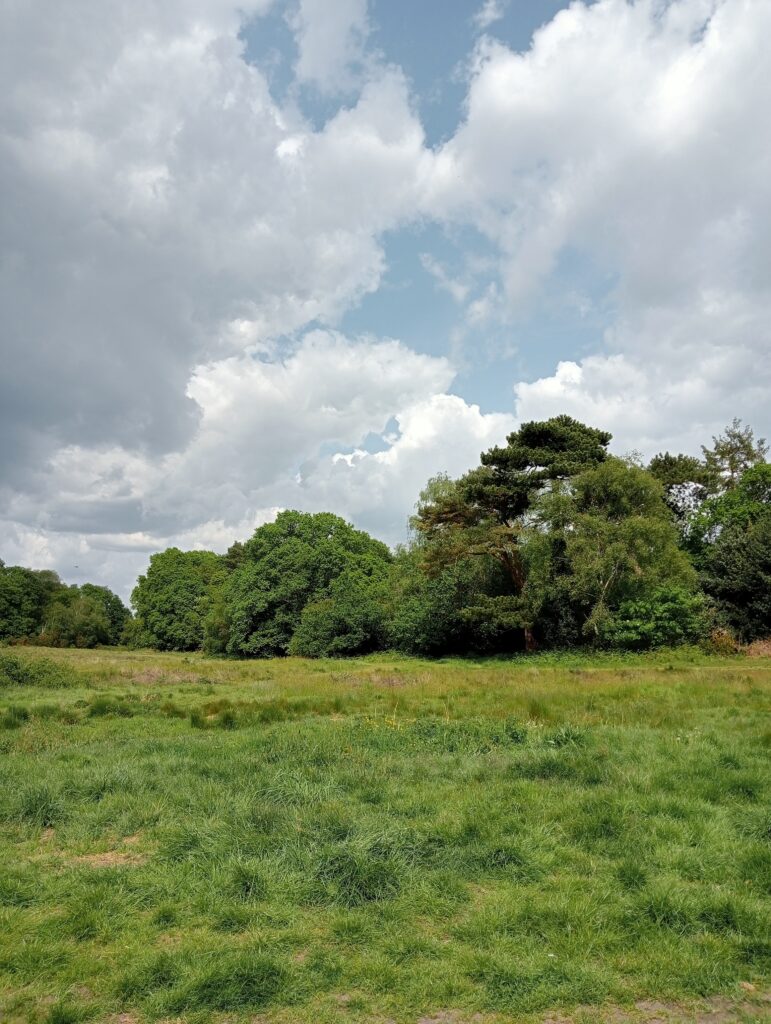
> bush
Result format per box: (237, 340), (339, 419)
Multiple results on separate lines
(0, 654), (79, 689)
(702, 627), (741, 655)
(599, 587), (709, 650)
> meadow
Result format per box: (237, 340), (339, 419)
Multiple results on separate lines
(0, 646), (769, 1024)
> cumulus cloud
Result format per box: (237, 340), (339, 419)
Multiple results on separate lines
(289, 0), (372, 93)
(1, 331), (508, 597)
(428, 0), (771, 452)
(0, 0), (428, 483)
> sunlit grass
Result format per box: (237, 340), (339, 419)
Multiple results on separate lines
(0, 646), (769, 1022)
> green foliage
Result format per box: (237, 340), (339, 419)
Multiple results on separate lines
(0, 565), (54, 641)
(9, 415), (769, 660)
(0, 653), (79, 689)
(523, 459), (698, 644)
(289, 566), (390, 657)
(79, 583), (130, 644)
(0, 562), (129, 649)
(220, 511), (391, 657)
(40, 589), (112, 648)
(478, 415), (613, 521)
(690, 463), (771, 642)
(387, 548), (519, 656)
(599, 586), (709, 650)
(701, 417), (768, 491)
(413, 417), (612, 650)
(648, 451), (710, 491)
(701, 511), (771, 642)
(692, 463), (771, 547)
(131, 547), (226, 651)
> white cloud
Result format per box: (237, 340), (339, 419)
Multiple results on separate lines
(420, 253), (470, 303)
(0, 0), (431, 476)
(1, 331), (510, 598)
(473, 0), (506, 32)
(289, 0), (371, 93)
(430, 0), (771, 451)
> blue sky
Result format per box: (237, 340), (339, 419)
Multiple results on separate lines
(242, 0), (605, 417)
(2, 0), (769, 596)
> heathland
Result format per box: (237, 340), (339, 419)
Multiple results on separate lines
(1, 646), (769, 1023)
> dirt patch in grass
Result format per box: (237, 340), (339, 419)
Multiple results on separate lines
(74, 849), (148, 867)
(541, 992), (770, 1024)
(417, 1013), (488, 1024)
(71, 834), (150, 867)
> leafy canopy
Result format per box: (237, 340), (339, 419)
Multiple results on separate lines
(132, 548), (226, 651)
(216, 511), (392, 658)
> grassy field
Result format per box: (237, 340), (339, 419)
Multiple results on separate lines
(0, 646), (769, 1024)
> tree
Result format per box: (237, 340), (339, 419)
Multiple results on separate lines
(414, 416), (612, 649)
(701, 515), (771, 642)
(521, 459), (699, 646)
(697, 463), (771, 641)
(79, 584), (130, 645)
(289, 566), (390, 657)
(40, 588), (112, 648)
(648, 451), (711, 538)
(0, 565), (65, 641)
(701, 418), (768, 491)
(131, 548), (226, 651)
(386, 547), (519, 657)
(217, 511), (392, 657)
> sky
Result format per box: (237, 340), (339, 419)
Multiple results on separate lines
(1, 0), (770, 601)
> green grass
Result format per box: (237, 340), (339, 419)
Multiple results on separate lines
(0, 645), (769, 1023)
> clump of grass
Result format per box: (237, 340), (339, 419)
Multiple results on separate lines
(1, 704), (30, 729)
(87, 695), (133, 718)
(0, 866), (40, 907)
(164, 951), (289, 1012)
(45, 1004), (90, 1024)
(217, 707), (238, 729)
(313, 844), (403, 906)
(471, 955), (611, 1013)
(228, 858), (268, 901)
(117, 950), (181, 999)
(547, 723), (586, 747)
(159, 700), (185, 718)
(14, 783), (66, 827)
(212, 904), (252, 932)
(616, 859), (648, 890)
(152, 902), (178, 926)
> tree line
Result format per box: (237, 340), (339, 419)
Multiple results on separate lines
(2, 416), (769, 655)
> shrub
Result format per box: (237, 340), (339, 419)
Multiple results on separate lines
(600, 586), (708, 650)
(702, 627), (741, 655)
(0, 654), (79, 689)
